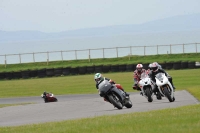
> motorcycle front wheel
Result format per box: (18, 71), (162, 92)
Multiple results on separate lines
(108, 94), (123, 109)
(163, 86), (173, 102)
(124, 98), (132, 108)
(145, 87), (153, 102)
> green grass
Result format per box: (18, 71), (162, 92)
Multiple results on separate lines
(0, 53), (200, 72)
(0, 104), (199, 133)
(0, 69), (199, 100)
(0, 69), (199, 133)
(0, 54), (199, 132)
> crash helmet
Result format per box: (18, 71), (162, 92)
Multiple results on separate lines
(148, 63), (152, 70)
(136, 64), (143, 72)
(94, 73), (103, 83)
(151, 62), (158, 72)
(153, 62), (162, 69)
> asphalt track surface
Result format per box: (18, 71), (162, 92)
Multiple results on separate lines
(0, 90), (199, 127)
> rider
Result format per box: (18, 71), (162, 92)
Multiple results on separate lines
(148, 62), (176, 92)
(132, 64), (147, 91)
(43, 91), (53, 97)
(94, 73), (129, 98)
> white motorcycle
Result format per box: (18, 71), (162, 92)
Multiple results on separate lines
(139, 73), (154, 102)
(155, 73), (175, 102)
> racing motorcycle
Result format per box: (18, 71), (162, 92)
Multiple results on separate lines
(155, 73), (175, 102)
(41, 92), (58, 103)
(138, 73), (154, 102)
(98, 79), (132, 109)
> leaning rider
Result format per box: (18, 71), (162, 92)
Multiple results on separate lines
(148, 62), (176, 92)
(132, 64), (147, 91)
(94, 73), (129, 97)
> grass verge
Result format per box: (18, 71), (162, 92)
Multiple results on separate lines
(0, 104), (199, 133)
(0, 69), (199, 100)
(0, 53), (200, 72)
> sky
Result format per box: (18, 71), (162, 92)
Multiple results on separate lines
(1, 0), (200, 33)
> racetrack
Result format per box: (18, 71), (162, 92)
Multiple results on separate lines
(0, 90), (199, 127)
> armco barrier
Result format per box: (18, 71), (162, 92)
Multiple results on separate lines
(63, 67), (71, 75)
(86, 66), (95, 74)
(21, 70), (30, 79)
(160, 62), (166, 69)
(0, 61), (199, 80)
(181, 61), (188, 69)
(13, 71), (22, 79)
(166, 62), (173, 70)
(46, 68), (55, 77)
(54, 67), (63, 76)
(173, 61), (181, 70)
(102, 65), (110, 73)
(126, 64), (135, 72)
(142, 63), (149, 70)
(5, 72), (13, 80)
(79, 66), (87, 74)
(37, 69), (46, 78)
(0, 72), (5, 79)
(188, 61), (195, 69)
(118, 64), (126, 72)
(95, 65), (103, 73)
(70, 67), (79, 75)
(29, 70), (38, 77)
(111, 64), (119, 72)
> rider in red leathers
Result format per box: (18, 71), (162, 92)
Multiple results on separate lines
(132, 64), (147, 91)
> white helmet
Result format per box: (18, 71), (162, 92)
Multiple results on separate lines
(148, 63), (152, 70)
(151, 62), (158, 72)
(94, 73), (103, 83)
(136, 64), (143, 72)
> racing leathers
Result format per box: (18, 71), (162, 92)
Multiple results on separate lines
(148, 68), (176, 93)
(96, 77), (129, 96)
(133, 69), (147, 90)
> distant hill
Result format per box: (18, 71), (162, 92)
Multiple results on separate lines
(0, 13), (200, 42)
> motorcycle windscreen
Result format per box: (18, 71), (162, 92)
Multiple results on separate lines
(141, 72), (148, 79)
(98, 80), (113, 93)
(155, 73), (164, 81)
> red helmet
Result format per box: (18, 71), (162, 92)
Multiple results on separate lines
(151, 63), (158, 72)
(136, 64), (143, 72)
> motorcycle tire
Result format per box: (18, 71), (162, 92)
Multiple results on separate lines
(163, 86), (173, 102)
(124, 98), (132, 108)
(145, 87), (153, 102)
(172, 96), (175, 102)
(54, 98), (58, 102)
(156, 92), (162, 100)
(108, 94), (123, 109)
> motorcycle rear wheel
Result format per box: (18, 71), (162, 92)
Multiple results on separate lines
(108, 94), (123, 109)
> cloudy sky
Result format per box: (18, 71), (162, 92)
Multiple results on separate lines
(1, 0), (200, 33)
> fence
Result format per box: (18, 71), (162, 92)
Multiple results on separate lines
(0, 43), (200, 65)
